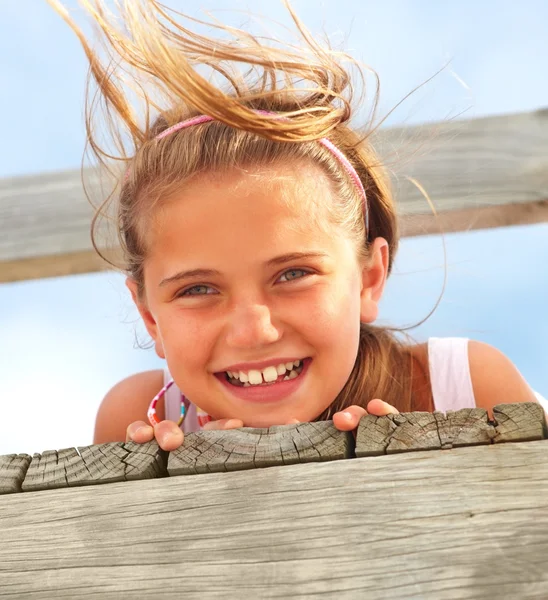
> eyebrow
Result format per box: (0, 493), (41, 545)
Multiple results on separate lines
(159, 251), (330, 287)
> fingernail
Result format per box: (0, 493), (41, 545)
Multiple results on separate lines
(342, 411), (353, 419)
(128, 426), (145, 440)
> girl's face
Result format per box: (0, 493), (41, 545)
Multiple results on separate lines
(129, 162), (388, 427)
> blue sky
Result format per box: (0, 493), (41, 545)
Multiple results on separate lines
(0, 1), (547, 455)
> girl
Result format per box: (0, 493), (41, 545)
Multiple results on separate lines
(50, 0), (540, 453)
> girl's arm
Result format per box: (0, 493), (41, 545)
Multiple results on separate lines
(468, 340), (539, 414)
(93, 370), (164, 444)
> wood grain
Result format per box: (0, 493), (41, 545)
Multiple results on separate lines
(0, 403), (542, 494)
(21, 442), (167, 492)
(0, 441), (547, 599)
(435, 408), (495, 448)
(493, 402), (547, 443)
(355, 403), (545, 457)
(2, 108), (547, 282)
(0, 454), (31, 494)
(168, 421), (354, 475)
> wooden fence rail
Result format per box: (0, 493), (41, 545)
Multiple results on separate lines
(1, 403), (547, 598)
(0, 108), (547, 283)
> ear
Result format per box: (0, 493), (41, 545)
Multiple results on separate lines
(360, 237), (389, 324)
(125, 277), (165, 359)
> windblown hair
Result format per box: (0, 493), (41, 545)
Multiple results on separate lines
(50, 0), (433, 413)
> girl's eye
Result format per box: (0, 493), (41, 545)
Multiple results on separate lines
(278, 268), (310, 283)
(177, 268), (310, 298)
(179, 284), (216, 297)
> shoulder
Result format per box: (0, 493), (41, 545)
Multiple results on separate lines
(467, 340), (537, 412)
(406, 339), (537, 414)
(93, 369), (165, 444)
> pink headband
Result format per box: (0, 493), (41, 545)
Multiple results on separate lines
(128, 110), (368, 231)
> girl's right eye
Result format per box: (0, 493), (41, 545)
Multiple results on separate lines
(178, 285), (217, 297)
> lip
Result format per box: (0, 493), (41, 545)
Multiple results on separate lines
(216, 357), (307, 373)
(214, 357), (312, 404)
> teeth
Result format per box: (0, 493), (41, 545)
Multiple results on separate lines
(248, 370), (263, 385)
(283, 369), (299, 381)
(226, 359), (304, 384)
(262, 366), (279, 383)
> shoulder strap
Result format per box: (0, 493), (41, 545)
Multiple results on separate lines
(162, 368), (201, 433)
(163, 368), (181, 423)
(428, 337), (476, 412)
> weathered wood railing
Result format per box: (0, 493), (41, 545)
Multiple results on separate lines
(1, 402), (547, 598)
(0, 108), (547, 283)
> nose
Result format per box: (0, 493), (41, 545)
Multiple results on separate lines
(224, 302), (281, 349)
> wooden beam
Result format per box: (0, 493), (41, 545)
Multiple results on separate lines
(0, 403), (543, 495)
(400, 198), (548, 237)
(1, 440), (547, 597)
(355, 403), (547, 456)
(1, 108), (547, 283)
(0, 249), (106, 283)
(168, 421), (354, 475)
(0, 404), (546, 596)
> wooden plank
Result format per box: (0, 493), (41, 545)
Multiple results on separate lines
(1, 108), (547, 282)
(374, 108), (548, 217)
(493, 402), (547, 443)
(0, 403), (540, 494)
(0, 249), (108, 283)
(0, 441), (547, 598)
(21, 441), (167, 492)
(355, 403), (545, 456)
(399, 198), (548, 238)
(168, 421), (353, 475)
(435, 408), (495, 448)
(355, 411), (439, 456)
(0, 454), (31, 494)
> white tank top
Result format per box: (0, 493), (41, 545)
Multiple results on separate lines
(427, 337), (476, 411)
(163, 337), (546, 433)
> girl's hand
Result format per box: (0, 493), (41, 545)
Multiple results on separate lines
(126, 418), (245, 451)
(332, 399), (399, 434)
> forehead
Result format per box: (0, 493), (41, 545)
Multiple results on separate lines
(147, 163), (344, 264)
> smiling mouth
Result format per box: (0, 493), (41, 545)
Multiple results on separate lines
(224, 361), (306, 387)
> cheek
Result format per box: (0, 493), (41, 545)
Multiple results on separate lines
(305, 279), (361, 340)
(156, 310), (210, 369)
(308, 279), (362, 378)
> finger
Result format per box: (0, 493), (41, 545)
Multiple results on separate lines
(126, 421), (154, 443)
(202, 418), (244, 431)
(153, 421), (185, 451)
(366, 399), (399, 416)
(332, 405), (368, 431)
(285, 418), (301, 425)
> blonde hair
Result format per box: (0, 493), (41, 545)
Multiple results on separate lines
(50, 0), (433, 414)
